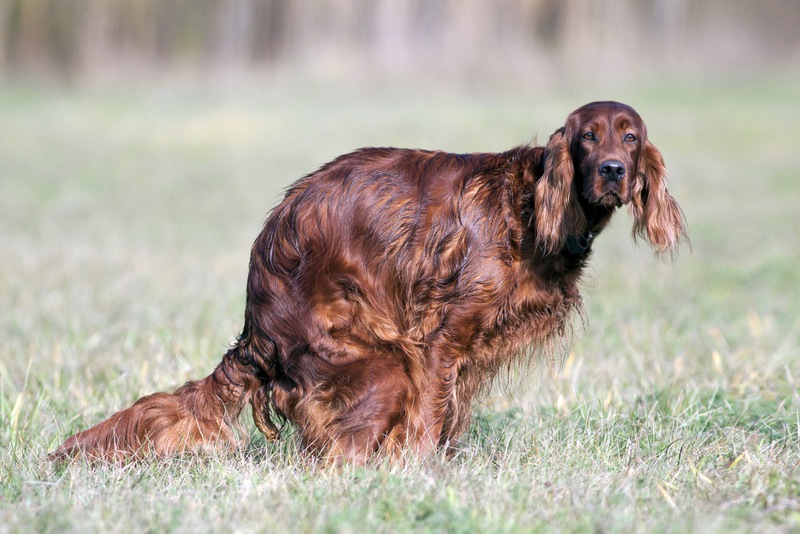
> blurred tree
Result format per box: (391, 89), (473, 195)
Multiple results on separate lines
(0, 0), (797, 81)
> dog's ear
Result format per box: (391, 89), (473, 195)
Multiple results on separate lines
(629, 141), (688, 254)
(534, 128), (585, 255)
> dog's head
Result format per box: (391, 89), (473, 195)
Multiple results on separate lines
(534, 101), (687, 255)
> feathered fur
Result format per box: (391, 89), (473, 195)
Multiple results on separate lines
(50, 101), (687, 464)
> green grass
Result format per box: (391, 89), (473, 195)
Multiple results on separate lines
(2, 74), (800, 533)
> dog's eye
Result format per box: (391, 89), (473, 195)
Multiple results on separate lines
(582, 132), (596, 141)
(624, 133), (637, 142)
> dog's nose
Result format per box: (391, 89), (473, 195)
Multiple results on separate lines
(599, 160), (625, 181)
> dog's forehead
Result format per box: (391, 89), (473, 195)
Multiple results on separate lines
(571, 101), (643, 127)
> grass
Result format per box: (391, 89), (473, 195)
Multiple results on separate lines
(1, 73), (799, 532)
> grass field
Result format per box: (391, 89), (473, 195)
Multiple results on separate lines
(1, 74), (799, 533)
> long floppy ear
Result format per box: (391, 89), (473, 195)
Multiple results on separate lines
(629, 140), (688, 254)
(534, 128), (585, 254)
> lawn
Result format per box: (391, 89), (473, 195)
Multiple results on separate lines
(1, 74), (799, 533)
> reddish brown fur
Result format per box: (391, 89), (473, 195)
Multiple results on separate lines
(50, 101), (687, 464)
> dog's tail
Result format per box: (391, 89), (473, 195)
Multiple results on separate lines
(48, 343), (279, 463)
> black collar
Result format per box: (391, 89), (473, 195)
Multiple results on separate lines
(565, 214), (598, 256)
(565, 229), (596, 256)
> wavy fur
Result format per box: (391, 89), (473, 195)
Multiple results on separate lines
(629, 141), (689, 253)
(51, 101), (686, 464)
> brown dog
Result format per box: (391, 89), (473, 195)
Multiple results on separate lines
(50, 101), (687, 463)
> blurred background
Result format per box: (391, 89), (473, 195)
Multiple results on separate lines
(3, 3), (800, 530)
(1, 0), (799, 85)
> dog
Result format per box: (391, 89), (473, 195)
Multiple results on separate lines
(50, 101), (687, 463)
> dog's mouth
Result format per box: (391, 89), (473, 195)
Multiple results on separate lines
(585, 186), (623, 208)
(597, 190), (623, 207)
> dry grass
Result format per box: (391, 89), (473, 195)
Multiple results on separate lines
(1, 74), (799, 533)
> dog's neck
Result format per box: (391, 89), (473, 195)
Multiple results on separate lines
(565, 227), (596, 256)
(565, 203), (615, 258)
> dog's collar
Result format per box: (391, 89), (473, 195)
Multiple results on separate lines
(565, 215), (598, 256)
(565, 230), (596, 256)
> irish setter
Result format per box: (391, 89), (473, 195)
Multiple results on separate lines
(50, 101), (687, 463)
